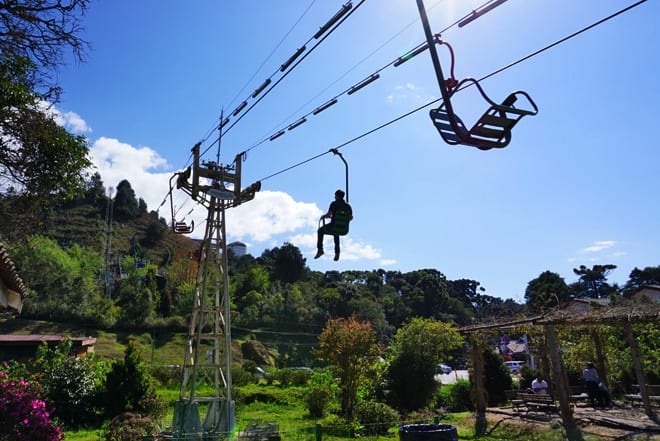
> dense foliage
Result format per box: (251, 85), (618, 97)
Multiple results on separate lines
(0, 361), (63, 441)
(34, 340), (104, 427)
(386, 318), (463, 411)
(100, 341), (165, 420)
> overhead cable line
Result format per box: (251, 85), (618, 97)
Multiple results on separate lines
(254, 0), (648, 184)
(198, 0), (364, 161)
(194, 0), (321, 146)
(235, 0), (503, 158)
(477, 0), (647, 83)
(225, 0), (319, 112)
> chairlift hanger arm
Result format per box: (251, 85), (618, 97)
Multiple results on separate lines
(330, 148), (349, 203)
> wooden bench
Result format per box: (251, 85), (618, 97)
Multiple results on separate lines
(505, 390), (525, 412)
(515, 392), (560, 413)
(625, 384), (660, 406)
(569, 385), (590, 406)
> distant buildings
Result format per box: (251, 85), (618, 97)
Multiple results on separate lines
(228, 241), (247, 257)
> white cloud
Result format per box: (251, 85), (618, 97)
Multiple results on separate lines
(226, 191), (321, 242)
(386, 82), (429, 104)
(90, 137), (172, 212)
(38, 101), (92, 133)
(579, 240), (615, 253)
(87, 135), (390, 265)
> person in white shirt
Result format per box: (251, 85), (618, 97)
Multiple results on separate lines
(531, 374), (549, 395)
(583, 362), (602, 407)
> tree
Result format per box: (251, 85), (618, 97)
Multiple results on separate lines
(113, 180), (140, 221)
(0, 56), (91, 214)
(259, 242), (306, 284)
(386, 318), (463, 411)
(0, 1), (92, 211)
(0, 0), (89, 100)
(572, 264), (617, 299)
(315, 314), (382, 421)
(623, 266), (660, 294)
(524, 271), (570, 313)
(101, 341), (165, 419)
(12, 235), (115, 327)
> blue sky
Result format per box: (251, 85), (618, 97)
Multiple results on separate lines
(53, 0), (659, 302)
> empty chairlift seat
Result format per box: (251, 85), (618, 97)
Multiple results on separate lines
(429, 78), (538, 150)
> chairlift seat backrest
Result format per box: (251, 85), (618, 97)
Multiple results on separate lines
(329, 208), (351, 236)
(429, 77), (538, 150)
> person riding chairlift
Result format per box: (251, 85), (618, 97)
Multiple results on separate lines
(314, 189), (353, 261)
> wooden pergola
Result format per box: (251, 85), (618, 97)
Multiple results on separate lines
(458, 301), (660, 441)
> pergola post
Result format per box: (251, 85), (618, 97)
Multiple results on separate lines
(591, 328), (607, 382)
(545, 324), (582, 441)
(470, 333), (487, 436)
(624, 320), (653, 417)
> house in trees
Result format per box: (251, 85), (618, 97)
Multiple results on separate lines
(625, 285), (660, 303)
(0, 335), (97, 362)
(0, 242), (28, 315)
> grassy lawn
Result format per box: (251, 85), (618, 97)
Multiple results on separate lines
(63, 382), (609, 441)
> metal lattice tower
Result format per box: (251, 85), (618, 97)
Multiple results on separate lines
(167, 143), (260, 440)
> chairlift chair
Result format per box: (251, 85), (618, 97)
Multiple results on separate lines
(415, 0), (539, 151)
(429, 77), (538, 150)
(173, 220), (194, 234)
(319, 207), (351, 236)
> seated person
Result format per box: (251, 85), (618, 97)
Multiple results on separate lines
(531, 374), (549, 395)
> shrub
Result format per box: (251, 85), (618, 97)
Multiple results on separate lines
(482, 349), (513, 406)
(34, 340), (103, 427)
(272, 368), (311, 386)
(99, 412), (158, 441)
(233, 367), (258, 386)
(441, 379), (472, 412)
(149, 364), (182, 387)
(101, 341), (166, 419)
(355, 401), (399, 436)
(305, 370), (338, 418)
(0, 361), (63, 441)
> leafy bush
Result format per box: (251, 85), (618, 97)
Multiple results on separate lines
(355, 401), (399, 436)
(149, 364), (182, 387)
(233, 367), (258, 386)
(0, 361), (63, 441)
(99, 412), (158, 441)
(482, 349), (513, 406)
(34, 340), (103, 427)
(101, 341), (166, 419)
(305, 370), (339, 418)
(272, 367), (311, 386)
(440, 379), (472, 412)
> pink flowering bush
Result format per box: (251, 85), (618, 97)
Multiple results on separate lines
(0, 361), (63, 441)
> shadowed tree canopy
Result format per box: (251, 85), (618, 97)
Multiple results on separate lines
(0, 0), (89, 100)
(0, 1), (92, 226)
(623, 265), (660, 294)
(113, 180), (140, 221)
(525, 270), (570, 313)
(572, 264), (617, 299)
(259, 242), (306, 284)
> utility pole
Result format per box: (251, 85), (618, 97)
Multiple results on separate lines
(168, 143), (260, 440)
